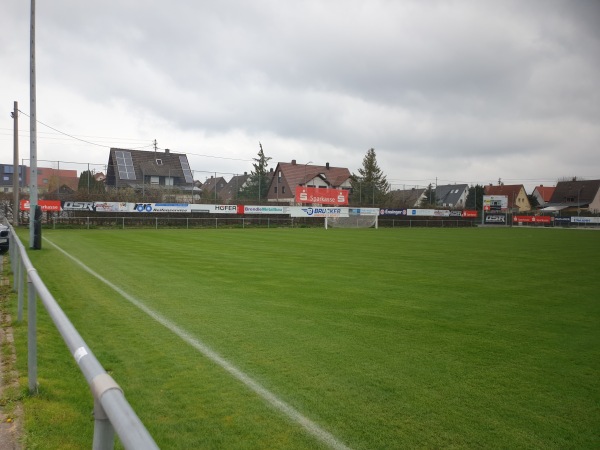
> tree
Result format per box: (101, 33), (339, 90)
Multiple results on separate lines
(465, 184), (484, 210)
(239, 143), (272, 202)
(350, 148), (390, 206)
(419, 183), (437, 208)
(527, 194), (540, 210)
(78, 170), (105, 194)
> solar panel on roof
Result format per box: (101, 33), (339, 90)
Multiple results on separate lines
(179, 156), (194, 183)
(115, 150), (136, 180)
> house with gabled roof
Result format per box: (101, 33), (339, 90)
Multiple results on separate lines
(219, 173), (250, 203)
(388, 188), (426, 208)
(201, 176), (227, 201)
(484, 184), (531, 212)
(532, 185), (555, 207)
(543, 179), (600, 214)
(105, 148), (194, 191)
(435, 184), (469, 209)
(266, 160), (351, 204)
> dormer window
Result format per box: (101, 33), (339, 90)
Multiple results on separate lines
(156, 159), (163, 165)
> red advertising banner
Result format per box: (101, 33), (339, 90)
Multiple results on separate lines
(461, 210), (478, 218)
(295, 187), (349, 205)
(513, 215), (552, 223)
(20, 199), (61, 212)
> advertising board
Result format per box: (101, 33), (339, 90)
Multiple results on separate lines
(295, 187), (348, 205)
(244, 205), (287, 215)
(571, 216), (600, 224)
(483, 195), (508, 211)
(513, 216), (552, 224)
(289, 207), (349, 218)
(20, 200), (61, 212)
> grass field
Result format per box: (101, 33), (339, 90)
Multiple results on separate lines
(7, 227), (600, 449)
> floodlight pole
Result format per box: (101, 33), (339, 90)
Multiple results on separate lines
(13, 101), (19, 226)
(29, 0), (39, 248)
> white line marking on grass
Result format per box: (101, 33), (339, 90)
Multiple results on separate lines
(45, 238), (352, 450)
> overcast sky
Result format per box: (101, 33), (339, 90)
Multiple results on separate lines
(2, 0), (599, 192)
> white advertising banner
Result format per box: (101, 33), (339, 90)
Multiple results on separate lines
(349, 208), (380, 216)
(571, 216), (600, 223)
(244, 205), (287, 214)
(406, 209), (451, 217)
(94, 202), (128, 212)
(289, 207), (349, 218)
(132, 203), (191, 213)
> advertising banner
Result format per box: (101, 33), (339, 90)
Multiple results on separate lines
(571, 216), (600, 224)
(485, 215), (506, 223)
(554, 217), (571, 224)
(20, 199), (61, 212)
(295, 187), (348, 205)
(133, 203), (191, 213)
(379, 208), (407, 216)
(462, 210), (478, 218)
(483, 195), (508, 211)
(210, 205), (242, 214)
(94, 202), (128, 212)
(289, 207), (349, 218)
(349, 208), (380, 216)
(406, 209), (451, 217)
(243, 205), (287, 215)
(62, 201), (96, 211)
(513, 216), (552, 224)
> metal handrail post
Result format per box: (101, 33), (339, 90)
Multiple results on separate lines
(93, 399), (116, 450)
(18, 258), (24, 322)
(27, 272), (38, 393)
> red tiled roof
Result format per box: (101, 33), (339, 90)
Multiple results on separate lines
(533, 185), (555, 202)
(277, 162), (350, 188)
(484, 184), (526, 208)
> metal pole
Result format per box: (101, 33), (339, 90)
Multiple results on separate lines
(27, 275), (38, 393)
(13, 101), (19, 226)
(17, 259), (24, 322)
(29, 0), (39, 248)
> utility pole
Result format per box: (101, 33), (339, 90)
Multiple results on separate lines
(29, 0), (39, 248)
(12, 102), (19, 226)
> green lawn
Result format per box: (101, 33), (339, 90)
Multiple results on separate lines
(8, 227), (600, 449)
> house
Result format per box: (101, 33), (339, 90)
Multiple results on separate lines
(531, 185), (555, 208)
(266, 160), (351, 204)
(484, 184), (531, 212)
(388, 188), (426, 208)
(0, 164), (26, 193)
(219, 173), (250, 203)
(543, 179), (600, 214)
(201, 176), (227, 201)
(435, 184), (469, 209)
(105, 148), (194, 192)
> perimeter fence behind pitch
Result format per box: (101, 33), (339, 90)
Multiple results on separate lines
(43, 215), (481, 230)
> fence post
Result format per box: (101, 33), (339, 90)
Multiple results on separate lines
(27, 272), (38, 393)
(92, 399), (116, 450)
(18, 259), (24, 322)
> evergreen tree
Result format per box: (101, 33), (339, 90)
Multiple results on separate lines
(419, 183), (437, 208)
(78, 170), (105, 193)
(239, 143), (272, 202)
(465, 184), (484, 210)
(350, 148), (390, 206)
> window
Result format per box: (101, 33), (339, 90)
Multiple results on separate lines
(150, 176), (159, 185)
(274, 186), (278, 193)
(282, 186), (286, 194)
(4, 165), (14, 174)
(156, 159), (163, 165)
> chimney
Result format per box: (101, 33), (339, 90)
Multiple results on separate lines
(292, 159), (297, 165)
(326, 162), (330, 170)
(165, 149), (170, 154)
(270, 167), (274, 173)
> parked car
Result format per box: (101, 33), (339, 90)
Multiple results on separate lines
(0, 224), (9, 254)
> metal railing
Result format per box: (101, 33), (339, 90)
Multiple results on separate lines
(6, 222), (159, 449)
